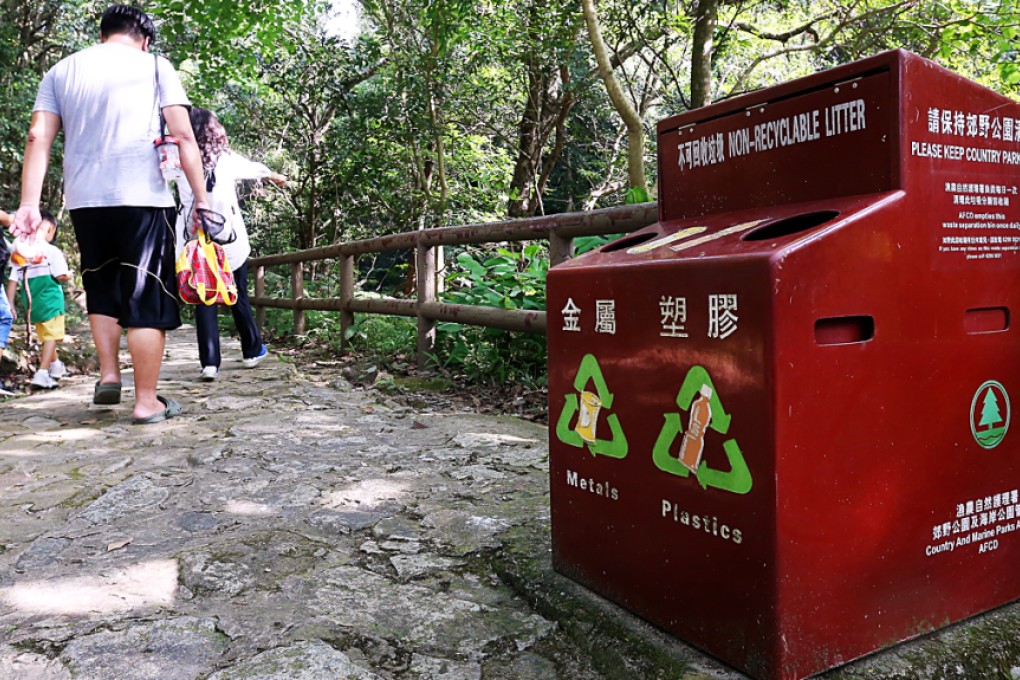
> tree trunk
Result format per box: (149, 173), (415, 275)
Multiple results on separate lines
(299, 146), (318, 251)
(690, 0), (719, 109)
(427, 89), (448, 224)
(536, 87), (575, 202)
(506, 2), (577, 218)
(581, 0), (647, 193)
(508, 63), (548, 217)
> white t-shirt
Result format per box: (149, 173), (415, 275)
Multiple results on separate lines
(33, 42), (191, 210)
(175, 152), (274, 268)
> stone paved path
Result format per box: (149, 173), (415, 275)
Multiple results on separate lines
(2, 328), (1020, 680)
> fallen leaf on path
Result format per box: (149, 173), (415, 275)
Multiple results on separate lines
(107, 539), (133, 552)
(412, 421), (428, 429)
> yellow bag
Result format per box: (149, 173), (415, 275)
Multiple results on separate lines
(175, 228), (238, 306)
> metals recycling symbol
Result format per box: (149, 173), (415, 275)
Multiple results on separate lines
(555, 354), (628, 458)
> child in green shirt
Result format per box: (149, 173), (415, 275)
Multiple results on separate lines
(6, 210), (70, 389)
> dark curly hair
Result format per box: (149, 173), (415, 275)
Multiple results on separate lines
(189, 107), (231, 171)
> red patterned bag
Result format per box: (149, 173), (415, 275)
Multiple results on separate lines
(176, 228), (238, 306)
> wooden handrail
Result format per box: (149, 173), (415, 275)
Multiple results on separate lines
(248, 202), (657, 366)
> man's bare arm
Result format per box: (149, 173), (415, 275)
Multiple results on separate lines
(12, 111), (61, 238)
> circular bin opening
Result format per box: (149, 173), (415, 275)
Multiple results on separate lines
(742, 210), (840, 242)
(601, 230), (657, 253)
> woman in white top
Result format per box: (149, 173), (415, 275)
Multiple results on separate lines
(175, 107), (286, 381)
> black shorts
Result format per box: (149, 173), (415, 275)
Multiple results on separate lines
(70, 206), (181, 330)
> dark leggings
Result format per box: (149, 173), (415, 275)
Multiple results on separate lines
(195, 263), (263, 368)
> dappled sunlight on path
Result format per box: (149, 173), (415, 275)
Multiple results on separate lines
(0, 326), (583, 679)
(1, 559), (177, 616)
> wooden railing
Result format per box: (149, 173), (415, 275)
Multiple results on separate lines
(248, 202), (658, 366)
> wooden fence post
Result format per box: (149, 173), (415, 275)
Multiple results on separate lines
(340, 254), (355, 349)
(549, 231), (574, 266)
(254, 265), (266, 329)
(291, 262), (305, 336)
(416, 241), (437, 368)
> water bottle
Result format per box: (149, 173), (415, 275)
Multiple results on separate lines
(154, 135), (183, 181)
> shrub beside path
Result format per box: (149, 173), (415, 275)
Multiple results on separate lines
(1, 328), (1019, 679)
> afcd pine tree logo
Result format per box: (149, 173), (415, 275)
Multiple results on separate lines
(971, 380), (1010, 450)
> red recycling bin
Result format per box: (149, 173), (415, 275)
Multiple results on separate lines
(547, 49), (1020, 680)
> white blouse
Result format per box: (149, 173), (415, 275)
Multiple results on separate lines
(175, 151), (274, 269)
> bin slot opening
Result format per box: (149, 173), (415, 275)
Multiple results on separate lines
(964, 307), (1009, 334)
(814, 315), (874, 345)
(601, 230), (657, 252)
(742, 210), (840, 242)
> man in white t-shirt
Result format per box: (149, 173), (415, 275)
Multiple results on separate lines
(10, 5), (210, 424)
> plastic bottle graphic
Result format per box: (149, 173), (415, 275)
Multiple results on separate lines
(679, 385), (712, 473)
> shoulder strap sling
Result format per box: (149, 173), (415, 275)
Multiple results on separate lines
(155, 54), (186, 216)
(154, 54), (167, 138)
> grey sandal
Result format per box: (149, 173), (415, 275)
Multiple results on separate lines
(93, 381), (122, 405)
(132, 396), (183, 425)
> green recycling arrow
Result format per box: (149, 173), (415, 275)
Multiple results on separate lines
(651, 365), (752, 494)
(555, 354), (628, 459)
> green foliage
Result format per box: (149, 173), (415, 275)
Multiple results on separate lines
(931, 2), (1020, 97)
(434, 244), (548, 384)
(151, 0), (317, 98)
(252, 269), (295, 338)
(573, 234), (620, 255)
(625, 186), (650, 204)
(0, 0), (97, 208)
(443, 245), (547, 311)
(300, 309), (346, 348)
(434, 324), (547, 386)
(343, 315), (416, 356)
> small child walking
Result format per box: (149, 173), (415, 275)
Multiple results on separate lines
(6, 210), (70, 389)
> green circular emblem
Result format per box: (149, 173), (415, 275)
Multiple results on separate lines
(970, 380), (1010, 450)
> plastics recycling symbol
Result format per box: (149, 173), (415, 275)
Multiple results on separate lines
(555, 354), (628, 458)
(652, 365), (752, 495)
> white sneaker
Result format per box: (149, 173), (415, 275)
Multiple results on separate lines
(48, 359), (65, 379)
(199, 366), (219, 382)
(242, 345), (269, 369)
(30, 368), (58, 389)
